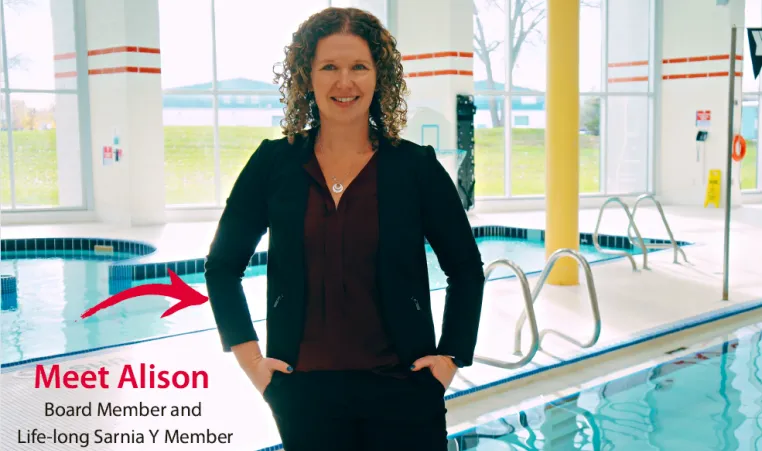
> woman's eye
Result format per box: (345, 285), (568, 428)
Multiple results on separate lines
(320, 64), (368, 70)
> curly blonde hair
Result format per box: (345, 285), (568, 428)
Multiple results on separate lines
(273, 7), (408, 146)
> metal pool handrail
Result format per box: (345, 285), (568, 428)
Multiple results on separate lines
(473, 258), (541, 370)
(593, 196), (648, 270)
(513, 248), (601, 355)
(627, 193), (688, 265)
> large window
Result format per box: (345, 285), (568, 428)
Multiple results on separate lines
(742, 0), (761, 191)
(160, 0), (385, 207)
(473, 0), (654, 198)
(1, 0), (86, 210)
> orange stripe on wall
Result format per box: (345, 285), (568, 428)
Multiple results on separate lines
(406, 69), (473, 78)
(55, 71), (77, 78)
(609, 54), (743, 67)
(608, 60), (648, 68)
(663, 71), (742, 80)
(609, 71), (743, 82)
(402, 51), (473, 61)
(87, 46), (161, 56)
(663, 54), (743, 64)
(53, 47), (161, 59)
(54, 52), (77, 61)
(88, 66), (161, 75)
(607, 76), (648, 83)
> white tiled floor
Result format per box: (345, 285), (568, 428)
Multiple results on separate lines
(1, 203), (761, 450)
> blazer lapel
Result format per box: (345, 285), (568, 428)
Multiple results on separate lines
(375, 136), (397, 295)
(278, 130), (313, 303)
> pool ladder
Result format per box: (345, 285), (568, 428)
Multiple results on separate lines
(473, 248), (601, 370)
(593, 194), (688, 270)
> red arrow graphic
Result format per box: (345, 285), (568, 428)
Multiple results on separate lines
(80, 269), (208, 319)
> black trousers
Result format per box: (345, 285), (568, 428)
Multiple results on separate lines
(263, 368), (450, 450)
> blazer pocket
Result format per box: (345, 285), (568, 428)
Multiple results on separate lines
(410, 295), (422, 312)
(262, 371), (282, 402)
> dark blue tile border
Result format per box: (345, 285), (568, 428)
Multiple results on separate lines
(0, 228), (692, 297)
(109, 225), (690, 290)
(99, 225), (690, 293)
(0, 237), (156, 262)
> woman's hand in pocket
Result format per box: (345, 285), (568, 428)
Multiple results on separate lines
(410, 355), (458, 390)
(250, 356), (293, 395)
(231, 341), (293, 395)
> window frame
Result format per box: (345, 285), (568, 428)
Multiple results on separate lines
(474, 0), (658, 201)
(0, 0), (92, 212)
(163, 0), (387, 209)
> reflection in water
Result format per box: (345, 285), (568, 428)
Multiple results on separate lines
(450, 331), (761, 450)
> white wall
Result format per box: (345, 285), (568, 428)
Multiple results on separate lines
(394, 0), (473, 152)
(84, 0), (165, 226)
(658, 0), (745, 207)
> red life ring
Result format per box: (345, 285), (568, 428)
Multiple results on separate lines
(732, 135), (746, 162)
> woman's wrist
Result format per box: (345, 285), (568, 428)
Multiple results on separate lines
(232, 341), (263, 367)
(442, 355), (462, 369)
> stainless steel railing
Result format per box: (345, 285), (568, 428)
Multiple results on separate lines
(627, 194), (688, 265)
(472, 258), (542, 369)
(513, 249), (602, 355)
(593, 196), (649, 270)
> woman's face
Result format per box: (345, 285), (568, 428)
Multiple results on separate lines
(310, 32), (377, 126)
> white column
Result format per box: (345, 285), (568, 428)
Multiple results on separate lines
(51, 0), (83, 207)
(391, 0), (473, 182)
(658, 0), (744, 207)
(85, 0), (165, 225)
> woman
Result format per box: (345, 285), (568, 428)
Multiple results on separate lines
(204, 6), (485, 450)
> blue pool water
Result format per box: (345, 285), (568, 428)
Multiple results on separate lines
(0, 236), (640, 366)
(450, 326), (762, 450)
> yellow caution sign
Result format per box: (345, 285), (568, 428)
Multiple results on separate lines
(704, 169), (721, 208)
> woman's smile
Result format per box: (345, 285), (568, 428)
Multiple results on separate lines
(331, 96), (361, 107)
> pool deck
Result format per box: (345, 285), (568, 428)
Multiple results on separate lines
(2, 204), (762, 450)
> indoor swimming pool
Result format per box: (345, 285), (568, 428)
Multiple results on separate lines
(448, 323), (762, 450)
(0, 231), (657, 367)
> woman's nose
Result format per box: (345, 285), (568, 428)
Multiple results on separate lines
(336, 69), (352, 87)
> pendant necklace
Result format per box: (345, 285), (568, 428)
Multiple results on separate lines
(331, 176), (346, 194)
(317, 139), (368, 194)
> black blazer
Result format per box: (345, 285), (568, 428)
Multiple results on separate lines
(204, 128), (485, 368)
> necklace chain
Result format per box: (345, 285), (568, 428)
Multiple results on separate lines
(316, 138), (370, 194)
